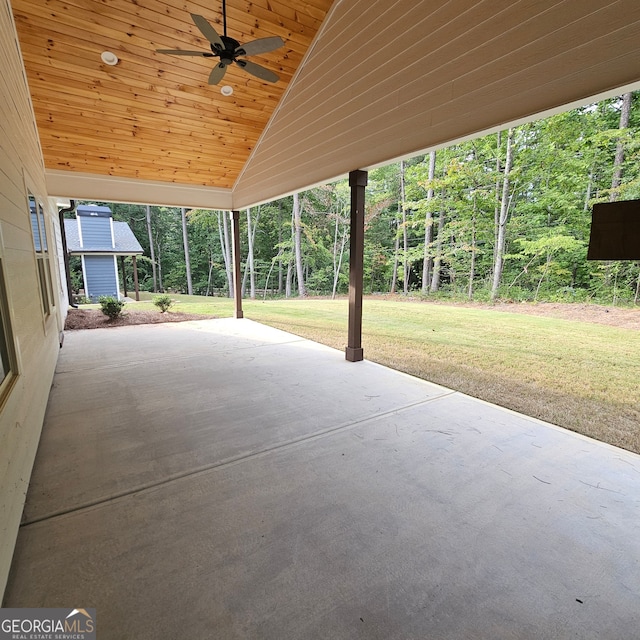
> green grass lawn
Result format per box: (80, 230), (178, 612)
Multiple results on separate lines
(133, 293), (640, 453)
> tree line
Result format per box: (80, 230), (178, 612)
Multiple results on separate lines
(70, 91), (640, 305)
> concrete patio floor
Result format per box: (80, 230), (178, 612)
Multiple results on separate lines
(4, 318), (640, 639)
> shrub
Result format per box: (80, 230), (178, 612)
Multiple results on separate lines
(99, 296), (125, 319)
(153, 294), (174, 313)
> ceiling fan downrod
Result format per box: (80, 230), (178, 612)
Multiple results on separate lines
(222, 0), (228, 38)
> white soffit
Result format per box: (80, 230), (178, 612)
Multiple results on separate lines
(233, 0), (640, 209)
(45, 170), (233, 210)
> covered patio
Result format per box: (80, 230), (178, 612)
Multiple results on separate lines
(5, 318), (639, 638)
(3, 0), (640, 629)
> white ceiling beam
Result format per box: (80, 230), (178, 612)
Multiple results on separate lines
(45, 170), (233, 210)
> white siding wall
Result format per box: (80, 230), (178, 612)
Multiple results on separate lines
(0, 0), (63, 597)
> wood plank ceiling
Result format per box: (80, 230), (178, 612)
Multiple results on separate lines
(12, 0), (333, 190)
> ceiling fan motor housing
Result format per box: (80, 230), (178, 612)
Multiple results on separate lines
(214, 35), (240, 66)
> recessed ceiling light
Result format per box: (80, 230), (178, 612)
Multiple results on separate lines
(220, 85), (233, 96)
(101, 51), (118, 66)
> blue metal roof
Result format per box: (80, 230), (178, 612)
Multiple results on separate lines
(64, 218), (144, 255)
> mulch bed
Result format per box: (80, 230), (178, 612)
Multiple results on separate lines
(64, 308), (215, 330)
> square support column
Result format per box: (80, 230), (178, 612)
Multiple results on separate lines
(231, 210), (244, 319)
(346, 170), (368, 362)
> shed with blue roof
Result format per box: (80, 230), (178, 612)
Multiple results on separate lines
(64, 205), (143, 302)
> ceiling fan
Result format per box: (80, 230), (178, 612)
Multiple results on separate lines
(156, 0), (285, 85)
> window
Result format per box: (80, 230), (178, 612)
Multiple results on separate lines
(29, 193), (54, 316)
(0, 254), (16, 391)
(0, 308), (10, 384)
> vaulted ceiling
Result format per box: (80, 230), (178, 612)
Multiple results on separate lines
(12, 0), (332, 191)
(11, 0), (640, 210)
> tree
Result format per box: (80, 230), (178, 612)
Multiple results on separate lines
(243, 208), (256, 298)
(181, 208), (193, 295)
(430, 203), (445, 293)
(185, 208), (232, 296)
(421, 151), (436, 293)
(610, 92), (633, 202)
(293, 192), (306, 297)
(146, 205), (158, 292)
(218, 212), (234, 297)
(399, 160), (409, 294)
(510, 233), (585, 300)
(491, 128), (515, 301)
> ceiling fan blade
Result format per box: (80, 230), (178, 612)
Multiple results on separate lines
(208, 63), (227, 85)
(156, 49), (213, 56)
(235, 59), (279, 83)
(235, 36), (284, 57)
(191, 13), (224, 49)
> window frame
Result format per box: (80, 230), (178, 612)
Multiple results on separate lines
(28, 193), (55, 317)
(0, 228), (18, 403)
